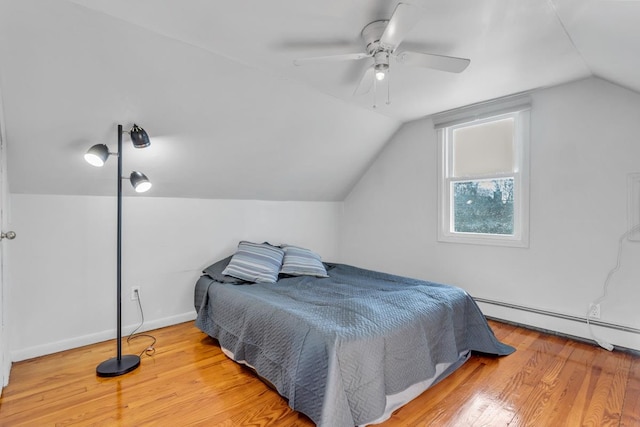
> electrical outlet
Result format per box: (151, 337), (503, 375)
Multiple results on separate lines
(131, 286), (140, 301)
(589, 303), (601, 319)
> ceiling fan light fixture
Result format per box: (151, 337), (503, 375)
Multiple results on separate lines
(374, 51), (390, 81)
(375, 64), (388, 81)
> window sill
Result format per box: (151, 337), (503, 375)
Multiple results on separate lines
(437, 232), (529, 248)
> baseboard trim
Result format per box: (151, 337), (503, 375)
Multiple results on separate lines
(1, 357), (10, 392)
(475, 297), (640, 351)
(474, 297), (640, 334)
(10, 311), (198, 362)
(484, 315), (640, 356)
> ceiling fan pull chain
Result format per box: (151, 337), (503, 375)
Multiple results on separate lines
(386, 69), (391, 105)
(373, 74), (378, 109)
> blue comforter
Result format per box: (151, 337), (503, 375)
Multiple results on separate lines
(195, 263), (514, 426)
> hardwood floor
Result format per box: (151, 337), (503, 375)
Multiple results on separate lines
(0, 320), (638, 426)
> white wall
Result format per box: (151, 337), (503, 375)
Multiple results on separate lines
(6, 194), (342, 360)
(340, 77), (640, 350)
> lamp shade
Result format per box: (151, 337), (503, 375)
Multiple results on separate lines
(130, 171), (152, 193)
(130, 124), (150, 149)
(84, 144), (110, 167)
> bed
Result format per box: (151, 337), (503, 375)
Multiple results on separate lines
(194, 250), (514, 427)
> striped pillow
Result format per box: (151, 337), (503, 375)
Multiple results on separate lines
(222, 241), (285, 283)
(280, 245), (329, 278)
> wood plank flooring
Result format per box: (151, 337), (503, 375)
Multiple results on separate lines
(0, 320), (638, 426)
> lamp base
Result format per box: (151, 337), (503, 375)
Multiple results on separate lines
(96, 354), (141, 377)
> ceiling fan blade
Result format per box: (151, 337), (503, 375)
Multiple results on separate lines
(353, 66), (374, 96)
(293, 53), (370, 66)
(395, 51), (470, 73)
(380, 3), (425, 51)
(278, 39), (356, 50)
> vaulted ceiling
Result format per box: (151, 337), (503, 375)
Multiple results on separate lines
(0, 0), (638, 201)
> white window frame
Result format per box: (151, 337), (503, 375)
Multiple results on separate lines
(436, 98), (530, 248)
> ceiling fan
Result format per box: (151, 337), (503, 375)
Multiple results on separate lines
(293, 3), (470, 103)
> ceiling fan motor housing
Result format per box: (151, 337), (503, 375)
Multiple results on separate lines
(361, 20), (390, 54)
(374, 51), (390, 72)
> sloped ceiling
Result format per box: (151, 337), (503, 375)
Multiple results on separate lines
(0, 0), (637, 201)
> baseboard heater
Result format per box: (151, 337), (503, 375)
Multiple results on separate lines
(474, 297), (640, 335)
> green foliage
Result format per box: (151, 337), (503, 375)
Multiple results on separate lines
(453, 178), (514, 235)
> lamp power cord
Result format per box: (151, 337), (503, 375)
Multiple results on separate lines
(587, 223), (640, 351)
(127, 288), (157, 358)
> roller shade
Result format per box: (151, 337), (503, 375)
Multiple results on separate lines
(452, 117), (514, 176)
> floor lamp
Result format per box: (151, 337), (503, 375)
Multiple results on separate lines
(85, 124), (152, 377)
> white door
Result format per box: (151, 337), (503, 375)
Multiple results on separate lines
(0, 103), (4, 392)
(0, 108), (5, 392)
(0, 100), (12, 392)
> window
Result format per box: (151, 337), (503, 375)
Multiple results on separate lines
(436, 99), (530, 247)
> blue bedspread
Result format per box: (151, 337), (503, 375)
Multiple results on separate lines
(195, 263), (514, 426)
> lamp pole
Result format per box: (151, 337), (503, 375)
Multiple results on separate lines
(116, 124), (123, 364)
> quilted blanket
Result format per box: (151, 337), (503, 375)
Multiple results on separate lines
(195, 263), (514, 426)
